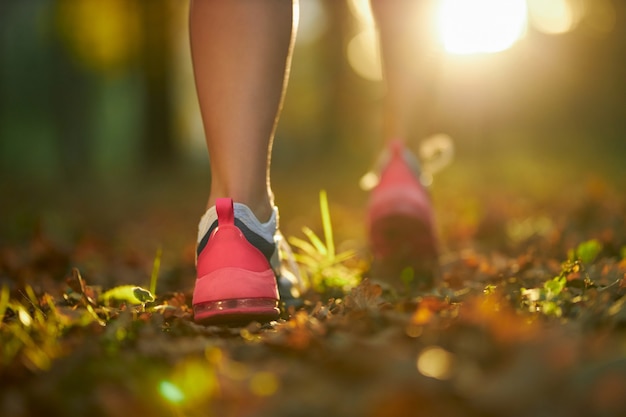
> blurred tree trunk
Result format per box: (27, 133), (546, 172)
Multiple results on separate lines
(139, 0), (177, 168)
(50, 33), (93, 182)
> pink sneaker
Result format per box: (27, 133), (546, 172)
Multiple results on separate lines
(366, 140), (438, 287)
(193, 198), (280, 324)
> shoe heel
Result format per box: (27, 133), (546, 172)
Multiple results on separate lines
(193, 267), (280, 324)
(194, 198), (280, 325)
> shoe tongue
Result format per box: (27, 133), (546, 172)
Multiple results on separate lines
(216, 198), (235, 226)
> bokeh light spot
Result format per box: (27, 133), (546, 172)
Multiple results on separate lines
(167, 359), (219, 406)
(347, 29), (383, 81)
(417, 346), (455, 380)
(159, 380), (185, 404)
(359, 171), (379, 191)
(56, 0), (141, 74)
(18, 308), (32, 327)
(527, 0), (578, 35)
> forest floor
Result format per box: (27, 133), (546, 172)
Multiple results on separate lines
(2, 149), (626, 417)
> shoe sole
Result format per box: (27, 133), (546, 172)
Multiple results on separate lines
(193, 267), (280, 325)
(193, 298), (280, 325)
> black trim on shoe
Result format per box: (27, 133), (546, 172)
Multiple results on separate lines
(197, 219), (276, 263)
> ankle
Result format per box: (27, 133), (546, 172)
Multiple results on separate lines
(207, 194), (274, 223)
(245, 200), (274, 223)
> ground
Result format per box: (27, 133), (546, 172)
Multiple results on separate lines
(1, 152), (626, 417)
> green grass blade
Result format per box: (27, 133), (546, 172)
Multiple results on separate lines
(319, 190), (335, 259)
(24, 285), (45, 323)
(288, 236), (320, 257)
(100, 285), (154, 305)
(333, 250), (356, 263)
(150, 246), (162, 296)
(302, 227), (328, 257)
(292, 253), (323, 268)
(0, 285), (10, 321)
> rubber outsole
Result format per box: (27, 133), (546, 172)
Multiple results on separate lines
(193, 298), (280, 325)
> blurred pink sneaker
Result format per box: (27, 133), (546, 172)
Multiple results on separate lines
(366, 140), (438, 288)
(193, 198), (280, 324)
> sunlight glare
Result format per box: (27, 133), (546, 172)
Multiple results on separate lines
(296, 0), (328, 45)
(436, 0), (528, 55)
(527, 0), (578, 35)
(347, 0), (375, 27)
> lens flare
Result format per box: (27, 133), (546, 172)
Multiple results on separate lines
(436, 0), (528, 54)
(527, 0), (579, 35)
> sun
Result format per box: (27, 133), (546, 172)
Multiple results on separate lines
(435, 0), (528, 55)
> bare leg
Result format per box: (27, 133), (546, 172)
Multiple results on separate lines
(370, 0), (439, 143)
(189, 0), (296, 221)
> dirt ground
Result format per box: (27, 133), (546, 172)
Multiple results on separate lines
(2, 150), (626, 417)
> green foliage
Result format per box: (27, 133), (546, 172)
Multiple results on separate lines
(522, 240), (603, 318)
(521, 276), (567, 318)
(0, 268), (164, 373)
(568, 239), (602, 264)
(0, 285), (9, 322)
(543, 275), (566, 299)
(150, 246), (162, 296)
(0, 284), (99, 372)
(100, 285), (155, 307)
(400, 267), (416, 290)
(288, 190), (362, 293)
(483, 284), (497, 295)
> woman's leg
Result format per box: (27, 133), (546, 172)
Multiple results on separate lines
(367, 0), (440, 287)
(370, 0), (439, 143)
(189, 0), (297, 222)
